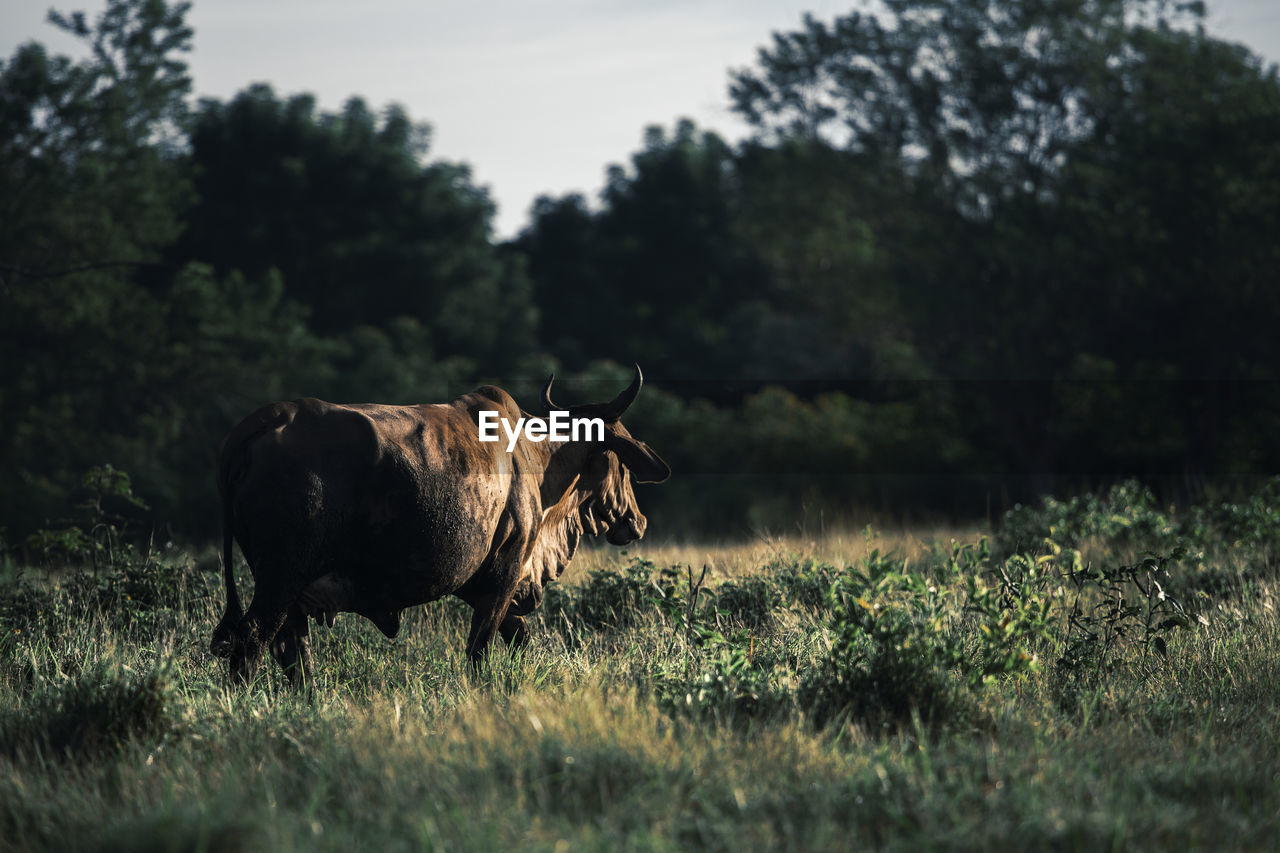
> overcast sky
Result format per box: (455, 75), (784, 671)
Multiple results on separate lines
(3, 0), (1278, 238)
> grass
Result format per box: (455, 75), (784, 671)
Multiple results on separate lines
(2, 517), (1280, 851)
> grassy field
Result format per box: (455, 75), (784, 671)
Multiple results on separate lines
(2, 486), (1280, 851)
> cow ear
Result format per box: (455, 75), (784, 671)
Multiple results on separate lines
(604, 433), (671, 483)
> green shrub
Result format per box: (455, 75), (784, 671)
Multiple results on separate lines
(769, 557), (846, 612)
(997, 477), (1280, 583)
(798, 550), (969, 730)
(1186, 477), (1280, 553)
(655, 627), (793, 723)
(709, 575), (784, 629)
(962, 551), (1055, 683)
(997, 480), (1176, 555)
(0, 550), (219, 644)
(23, 465), (150, 571)
(799, 543), (1054, 731)
(1055, 546), (1197, 686)
(0, 661), (178, 760)
(62, 550), (217, 618)
(541, 558), (686, 634)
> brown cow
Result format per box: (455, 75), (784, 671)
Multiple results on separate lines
(210, 367), (669, 685)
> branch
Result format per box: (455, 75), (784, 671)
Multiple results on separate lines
(0, 259), (168, 281)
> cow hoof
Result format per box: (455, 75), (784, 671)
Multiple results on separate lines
(210, 638), (232, 658)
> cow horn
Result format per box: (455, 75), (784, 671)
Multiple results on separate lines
(541, 373), (558, 413)
(602, 364), (643, 422)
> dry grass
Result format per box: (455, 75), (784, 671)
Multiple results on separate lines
(572, 524), (987, 581)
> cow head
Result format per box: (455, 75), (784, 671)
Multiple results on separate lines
(542, 366), (670, 545)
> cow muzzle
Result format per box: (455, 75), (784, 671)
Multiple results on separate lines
(607, 513), (646, 545)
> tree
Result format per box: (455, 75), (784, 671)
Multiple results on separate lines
(730, 1), (1207, 213)
(0, 2), (342, 538)
(178, 85), (536, 361)
(0, 0), (198, 533)
(1053, 24), (1280, 482)
(516, 120), (779, 386)
(0, 0), (193, 276)
(728, 0), (1280, 493)
(507, 193), (603, 368)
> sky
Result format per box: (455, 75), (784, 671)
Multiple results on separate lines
(3, 0), (1279, 239)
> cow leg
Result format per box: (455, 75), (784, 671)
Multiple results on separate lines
(458, 516), (520, 666)
(210, 608), (238, 659)
(495, 579), (542, 650)
(499, 614), (528, 648)
(230, 584), (297, 685)
(465, 596), (511, 665)
(464, 580), (523, 666)
(270, 604), (313, 689)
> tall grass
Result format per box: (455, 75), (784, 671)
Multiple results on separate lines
(2, 506), (1279, 850)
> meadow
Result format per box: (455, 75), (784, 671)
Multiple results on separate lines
(2, 482), (1279, 851)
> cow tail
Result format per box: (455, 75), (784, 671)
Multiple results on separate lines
(211, 404), (290, 658)
(211, 421), (257, 656)
(221, 485), (241, 626)
(210, 452), (243, 658)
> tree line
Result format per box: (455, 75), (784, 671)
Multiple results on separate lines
(3, 0), (1279, 544)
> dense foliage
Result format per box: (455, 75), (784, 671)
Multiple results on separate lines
(3, 0), (1279, 545)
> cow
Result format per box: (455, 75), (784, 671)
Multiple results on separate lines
(209, 366), (670, 685)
